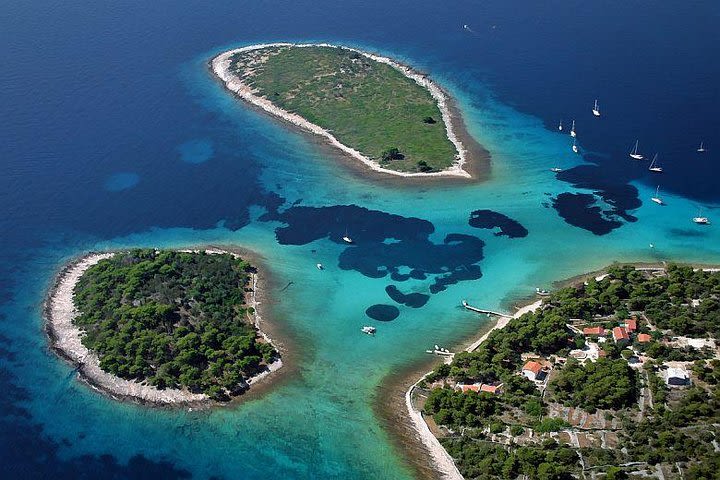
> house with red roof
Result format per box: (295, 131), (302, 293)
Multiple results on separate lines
(522, 361), (543, 381)
(637, 333), (652, 343)
(624, 318), (637, 332)
(457, 384), (481, 393)
(456, 383), (503, 394)
(613, 326), (630, 344)
(583, 326), (605, 336)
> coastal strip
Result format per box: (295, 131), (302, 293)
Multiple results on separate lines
(211, 43), (473, 179)
(404, 300), (543, 479)
(44, 249), (282, 406)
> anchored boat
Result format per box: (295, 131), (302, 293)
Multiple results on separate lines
(629, 140), (644, 160)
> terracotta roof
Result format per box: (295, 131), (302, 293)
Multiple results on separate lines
(637, 333), (652, 343)
(522, 361), (543, 375)
(583, 326), (605, 336)
(480, 384), (500, 394)
(613, 326), (630, 341)
(625, 319), (637, 332)
(458, 384), (481, 393)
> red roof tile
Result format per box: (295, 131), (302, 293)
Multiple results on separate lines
(625, 319), (637, 332)
(480, 384), (500, 394)
(583, 326), (605, 336)
(522, 361), (543, 375)
(637, 333), (652, 343)
(613, 326), (629, 341)
(459, 384), (481, 393)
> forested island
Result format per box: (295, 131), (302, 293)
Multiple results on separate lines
(212, 43), (473, 177)
(415, 264), (720, 479)
(46, 249), (280, 404)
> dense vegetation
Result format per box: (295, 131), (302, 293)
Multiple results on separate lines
(229, 45), (459, 173)
(73, 249), (277, 400)
(551, 357), (638, 412)
(421, 264), (720, 478)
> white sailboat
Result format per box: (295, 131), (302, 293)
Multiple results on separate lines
(650, 186), (663, 205)
(550, 167), (563, 173)
(558, 120), (563, 131)
(570, 120), (576, 138)
(629, 140), (644, 160)
(572, 138), (578, 154)
(592, 99), (600, 117)
(648, 153), (663, 173)
(693, 208), (710, 224)
(697, 141), (706, 153)
(342, 228), (353, 244)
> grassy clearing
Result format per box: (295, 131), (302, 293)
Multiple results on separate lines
(230, 46), (458, 173)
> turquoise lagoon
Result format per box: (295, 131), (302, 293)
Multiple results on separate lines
(1, 1), (719, 477)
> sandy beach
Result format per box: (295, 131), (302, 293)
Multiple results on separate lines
(211, 43), (475, 179)
(402, 299), (543, 479)
(44, 249), (282, 406)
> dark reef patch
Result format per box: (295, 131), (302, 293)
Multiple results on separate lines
(261, 204), (485, 296)
(468, 209), (528, 238)
(385, 285), (429, 308)
(552, 193), (623, 235)
(553, 165), (640, 234)
(365, 304), (400, 322)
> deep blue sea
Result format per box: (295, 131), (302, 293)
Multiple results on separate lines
(1, 1), (719, 478)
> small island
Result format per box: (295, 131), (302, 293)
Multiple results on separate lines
(45, 249), (281, 405)
(212, 43), (473, 177)
(410, 264), (720, 479)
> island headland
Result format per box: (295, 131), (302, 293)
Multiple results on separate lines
(211, 43), (488, 179)
(394, 263), (720, 479)
(44, 248), (282, 407)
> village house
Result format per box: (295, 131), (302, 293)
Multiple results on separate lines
(522, 361), (543, 381)
(624, 318), (637, 333)
(637, 333), (652, 343)
(613, 326), (630, 344)
(582, 326), (605, 337)
(456, 383), (503, 394)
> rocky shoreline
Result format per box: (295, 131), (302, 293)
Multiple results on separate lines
(211, 43), (474, 178)
(44, 250), (282, 407)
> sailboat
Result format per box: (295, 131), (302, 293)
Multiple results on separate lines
(592, 99), (601, 117)
(651, 186), (663, 205)
(572, 139), (578, 154)
(648, 154), (663, 173)
(629, 140), (644, 160)
(558, 120), (563, 131)
(550, 167), (563, 173)
(342, 228), (353, 244)
(697, 141), (706, 153)
(570, 120), (576, 138)
(693, 208), (710, 225)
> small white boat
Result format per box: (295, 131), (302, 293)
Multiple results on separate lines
(536, 287), (550, 296)
(693, 209), (710, 224)
(558, 120), (563, 131)
(650, 186), (663, 205)
(592, 99), (601, 117)
(572, 139), (579, 154)
(648, 153), (663, 173)
(629, 140), (644, 160)
(697, 141), (706, 153)
(342, 228), (353, 243)
(316, 263), (324, 270)
(570, 120), (576, 138)
(550, 167), (563, 173)
(361, 325), (376, 335)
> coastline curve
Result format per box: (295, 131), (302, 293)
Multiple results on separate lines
(211, 43), (473, 179)
(44, 249), (282, 407)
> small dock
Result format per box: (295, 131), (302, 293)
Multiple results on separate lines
(462, 300), (511, 318)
